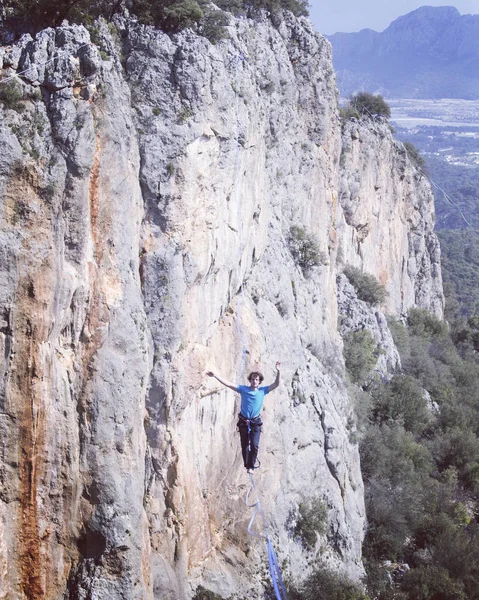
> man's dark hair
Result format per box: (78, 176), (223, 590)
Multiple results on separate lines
(248, 371), (264, 383)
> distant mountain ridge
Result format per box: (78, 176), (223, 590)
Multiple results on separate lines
(327, 6), (479, 99)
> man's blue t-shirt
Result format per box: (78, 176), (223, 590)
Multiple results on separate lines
(237, 385), (270, 419)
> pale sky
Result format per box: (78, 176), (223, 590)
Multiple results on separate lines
(308, 0), (479, 35)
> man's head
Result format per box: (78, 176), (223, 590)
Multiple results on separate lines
(247, 371), (264, 389)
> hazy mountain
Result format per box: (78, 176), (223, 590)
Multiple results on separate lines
(327, 6), (479, 99)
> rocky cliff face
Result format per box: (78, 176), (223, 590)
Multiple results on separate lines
(0, 11), (442, 599)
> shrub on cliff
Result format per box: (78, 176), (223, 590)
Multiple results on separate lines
(192, 586), (226, 600)
(347, 92), (391, 120)
(298, 566), (369, 600)
(218, 0), (308, 17)
(0, 81), (24, 112)
(343, 329), (382, 384)
(371, 375), (430, 435)
(2, 0), (309, 34)
(339, 105), (360, 123)
(288, 225), (325, 275)
(2, 0), (116, 30)
(294, 497), (328, 548)
(403, 141), (425, 171)
(130, 0), (204, 30)
(343, 265), (387, 305)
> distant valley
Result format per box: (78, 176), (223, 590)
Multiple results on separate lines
(328, 6), (479, 99)
(390, 98), (479, 228)
(390, 99), (479, 316)
(327, 3), (479, 317)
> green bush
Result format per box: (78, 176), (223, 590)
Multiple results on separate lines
(400, 566), (466, 600)
(295, 498), (328, 548)
(343, 265), (387, 305)
(0, 81), (24, 112)
(407, 308), (448, 339)
(387, 317), (409, 356)
(343, 329), (381, 384)
(431, 427), (479, 490)
(288, 225), (324, 274)
(347, 93), (391, 120)
(162, 0), (204, 30)
(215, 0), (244, 14)
(361, 424), (432, 560)
(3, 0), (308, 34)
(192, 585), (226, 600)
(339, 105), (360, 123)
(241, 0), (309, 17)
(371, 375), (430, 435)
(403, 141), (425, 171)
(298, 566), (369, 600)
(200, 9), (229, 43)
(360, 300), (479, 597)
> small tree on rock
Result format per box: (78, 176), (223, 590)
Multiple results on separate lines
(348, 92), (391, 120)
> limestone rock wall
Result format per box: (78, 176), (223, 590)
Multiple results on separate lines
(0, 11), (443, 600)
(339, 118), (443, 318)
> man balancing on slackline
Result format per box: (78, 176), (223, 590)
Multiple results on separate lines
(206, 362), (281, 474)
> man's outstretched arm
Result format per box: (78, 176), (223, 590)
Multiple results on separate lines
(206, 371), (238, 392)
(267, 361), (281, 392)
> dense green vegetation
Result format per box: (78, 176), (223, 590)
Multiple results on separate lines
(343, 329), (382, 385)
(352, 308), (479, 599)
(0, 80), (25, 112)
(288, 568), (368, 600)
(288, 225), (325, 275)
(1, 0), (308, 34)
(437, 229), (479, 318)
(343, 266), (388, 305)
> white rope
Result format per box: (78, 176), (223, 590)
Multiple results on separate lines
(428, 177), (473, 228)
(0, 43), (91, 85)
(231, 51), (249, 380)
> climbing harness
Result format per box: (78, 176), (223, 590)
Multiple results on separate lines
(246, 472), (288, 600)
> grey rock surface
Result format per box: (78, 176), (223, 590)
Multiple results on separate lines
(338, 118), (443, 319)
(337, 274), (401, 380)
(0, 11), (443, 599)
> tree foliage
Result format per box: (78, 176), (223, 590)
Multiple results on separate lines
(296, 566), (369, 600)
(343, 329), (382, 384)
(343, 265), (388, 305)
(438, 229), (479, 318)
(288, 225), (324, 275)
(360, 307), (479, 599)
(347, 92), (391, 120)
(1, 0), (309, 34)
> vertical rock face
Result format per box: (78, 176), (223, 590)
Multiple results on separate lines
(0, 12), (443, 600)
(339, 119), (443, 319)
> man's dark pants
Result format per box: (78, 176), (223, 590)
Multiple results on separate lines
(237, 414), (262, 469)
